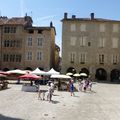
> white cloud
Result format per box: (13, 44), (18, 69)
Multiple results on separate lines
(35, 14), (57, 22)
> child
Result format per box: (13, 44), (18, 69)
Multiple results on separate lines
(69, 80), (75, 96)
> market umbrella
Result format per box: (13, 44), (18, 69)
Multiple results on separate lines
(0, 74), (7, 80)
(79, 73), (87, 77)
(6, 69), (27, 75)
(46, 68), (60, 75)
(73, 73), (80, 77)
(18, 73), (41, 80)
(0, 71), (10, 75)
(51, 74), (71, 79)
(19, 73), (41, 86)
(66, 72), (73, 76)
(31, 68), (47, 75)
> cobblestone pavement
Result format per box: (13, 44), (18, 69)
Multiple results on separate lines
(0, 83), (120, 120)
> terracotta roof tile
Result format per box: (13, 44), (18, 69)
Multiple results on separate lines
(0, 16), (30, 25)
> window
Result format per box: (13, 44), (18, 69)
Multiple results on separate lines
(113, 24), (119, 32)
(3, 54), (9, 62)
(80, 24), (86, 31)
(111, 54), (119, 65)
(99, 37), (105, 48)
(4, 27), (10, 33)
(4, 27), (16, 33)
(4, 40), (9, 47)
(99, 54), (104, 64)
(70, 24), (76, 31)
(37, 52), (42, 60)
(27, 37), (32, 46)
(4, 40), (21, 47)
(27, 52), (32, 60)
(112, 37), (118, 48)
(79, 53), (86, 64)
(16, 54), (21, 62)
(11, 27), (16, 33)
(99, 24), (105, 32)
(37, 37), (43, 46)
(3, 54), (21, 62)
(10, 54), (15, 62)
(69, 52), (76, 63)
(16, 40), (21, 47)
(79, 36), (87, 47)
(88, 42), (91, 46)
(9, 40), (14, 47)
(70, 37), (77, 46)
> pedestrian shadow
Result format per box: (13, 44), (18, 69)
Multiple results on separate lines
(51, 100), (60, 104)
(52, 94), (59, 96)
(0, 114), (23, 120)
(73, 95), (79, 97)
(41, 90), (48, 92)
(86, 90), (96, 94)
(1, 87), (11, 91)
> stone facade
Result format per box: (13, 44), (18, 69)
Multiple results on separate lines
(55, 44), (60, 71)
(0, 15), (56, 71)
(61, 13), (120, 81)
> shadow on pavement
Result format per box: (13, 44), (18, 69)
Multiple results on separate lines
(52, 94), (59, 96)
(0, 114), (23, 120)
(86, 90), (96, 94)
(73, 95), (79, 97)
(51, 100), (60, 104)
(97, 81), (120, 84)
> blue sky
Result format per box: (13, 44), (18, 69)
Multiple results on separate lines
(0, 0), (120, 50)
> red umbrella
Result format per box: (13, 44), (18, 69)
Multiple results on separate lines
(0, 71), (10, 75)
(0, 74), (7, 80)
(18, 73), (41, 80)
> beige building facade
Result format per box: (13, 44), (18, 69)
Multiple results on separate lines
(61, 13), (120, 81)
(55, 44), (60, 71)
(0, 15), (56, 71)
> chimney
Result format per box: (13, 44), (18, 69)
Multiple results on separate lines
(91, 13), (94, 20)
(64, 12), (68, 19)
(50, 21), (53, 27)
(72, 15), (76, 19)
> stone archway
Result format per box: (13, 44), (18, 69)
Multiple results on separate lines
(38, 67), (44, 70)
(110, 69), (120, 82)
(14, 68), (18, 70)
(3, 68), (9, 71)
(25, 67), (33, 71)
(66, 67), (76, 74)
(95, 68), (107, 80)
(79, 68), (89, 75)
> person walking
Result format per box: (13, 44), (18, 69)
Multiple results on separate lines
(38, 84), (42, 100)
(47, 83), (53, 102)
(78, 81), (83, 91)
(69, 80), (75, 96)
(81, 79), (87, 92)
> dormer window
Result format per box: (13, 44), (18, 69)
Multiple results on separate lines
(28, 29), (34, 34)
(38, 30), (43, 34)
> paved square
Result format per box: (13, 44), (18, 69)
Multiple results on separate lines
(0, 83), (120, 120)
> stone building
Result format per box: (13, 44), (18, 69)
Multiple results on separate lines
(55, 44), (60, 71)
(61, 13), (120, 82)
(0, 15), (57, 71)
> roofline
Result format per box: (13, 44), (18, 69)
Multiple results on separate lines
(25, 26), (56, 35)
(61, 18), (120, 23)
